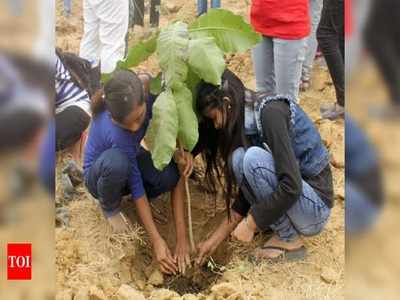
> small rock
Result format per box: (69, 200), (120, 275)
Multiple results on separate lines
(165, 3), (181, 13)
(211, 283), (242, 299)
(89, 286), (106, 300)
(135, 279), (146, 290)
(148, 269), (164, 286)
(182, 294), (199, 300)
(56, 289), (73, 300)
(320, 267), (339, 284)
(151, 289), (180, 300)
(117, 284), (145, 300)
(74, 288), (89, 300)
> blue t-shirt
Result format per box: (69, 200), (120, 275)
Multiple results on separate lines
(83, 95), (155, 200)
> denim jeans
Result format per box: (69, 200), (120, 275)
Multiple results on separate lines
(64, 0), (72, 16)
(7, 0), (24, 16)
(197, 0), (221, 16)
(85, 147), (180, 217)
(232, 147), (331, 241)
(302, 0), (323, 82)
(252, 36), (306, 102)
(317, 0), (344, 106)
(346, 181), (379, 235)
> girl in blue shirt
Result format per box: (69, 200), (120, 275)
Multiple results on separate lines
(84, 70), (192, 275)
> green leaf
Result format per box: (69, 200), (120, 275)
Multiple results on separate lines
(188, 37), (225, 86)
(173, 86), (199, 151)
(189, 9), (262, 53)
(185, 68), (201, 107)
(101, 72), (112, 84)
(150, 73), (162, 95)
(117, 34), (158, 69)
(145, 90), (179, 170)
(157, 22), (189, 89)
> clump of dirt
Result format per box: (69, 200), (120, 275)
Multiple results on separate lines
(163, 243), (233, 295)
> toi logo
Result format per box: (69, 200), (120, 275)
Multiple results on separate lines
(7, 243), (32, 280)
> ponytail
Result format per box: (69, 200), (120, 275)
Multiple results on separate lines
(91, 88), (106, 117)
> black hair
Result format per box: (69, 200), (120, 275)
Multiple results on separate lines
(196, 69), (248, 218)
(91, 70), (145, 123)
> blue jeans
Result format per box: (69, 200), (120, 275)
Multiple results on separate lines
(232, 147), (331, 241)
(64, 0), (72, 16)
(346, 181), (380, 235)
(85, 148), (180, 217)
(197, 0), (221, 16)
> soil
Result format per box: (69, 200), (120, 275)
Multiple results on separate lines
(55, 0), (345, 299)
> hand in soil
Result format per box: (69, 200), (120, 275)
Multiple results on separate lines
(231, 216), (256, 243)
(195, 239), (217, 267)
(174, 240), (191, 274)
(154, 237), (178, 275)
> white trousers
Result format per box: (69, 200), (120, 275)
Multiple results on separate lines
(79, 0), (129, 74)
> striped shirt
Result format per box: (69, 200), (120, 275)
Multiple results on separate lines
(55, 54), (91, 116)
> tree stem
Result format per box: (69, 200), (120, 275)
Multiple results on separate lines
(179, 142), (195, 252)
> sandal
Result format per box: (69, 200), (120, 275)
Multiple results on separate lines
(250, 245), (307, 264)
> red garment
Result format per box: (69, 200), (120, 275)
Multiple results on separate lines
(345, 0), (352, 38)
(250, 0), (310, 39)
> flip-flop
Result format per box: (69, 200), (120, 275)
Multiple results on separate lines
(250, 245), (307, 264)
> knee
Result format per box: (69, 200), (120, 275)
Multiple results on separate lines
(299, 223), (325, 237)
(231, 147), (246, 184)
(101, 149), (130, 180)
(243, 147), (274, 175)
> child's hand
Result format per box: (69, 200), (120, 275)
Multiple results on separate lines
(195, 239), (217, 266)
(153, 238), (178, 275)
(174, 150), (193, 178)
(231, 216), (257, 243)
(174, 240), (191, 274)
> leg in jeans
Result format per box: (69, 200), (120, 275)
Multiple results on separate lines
(64, 0), (72, 16)
(85, 148), (131, 217)
(302, 0), (323, 82)
(317, 0), (344, 107)
(211, 0), (221, 8)
(97, 0), (129, 73)
(197, 0), (208, 16)
(136, 148), (180, 199)
(274, 37), (307, 101)
(80, 0), (101, 67)
(150, 0), (161, 28)
(234, 147), (331, 241)
(252, 36), (276, 94)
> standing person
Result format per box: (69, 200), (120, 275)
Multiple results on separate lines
(364, 0), (400, 118)
(194, 70), (333, 264)
(317, 0), (345, 120)
(250, 0), (310, 102)
(301, 0), (324, 91)
(79, 0), (129, 74)
(64, 0), (72, 17)
(197, 0), (221, 16)
(84, 70), (193, 274)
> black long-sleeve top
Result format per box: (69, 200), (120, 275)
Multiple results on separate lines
(232, 101), (334, 230)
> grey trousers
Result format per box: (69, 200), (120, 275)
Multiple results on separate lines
(252, 36), (307, 102)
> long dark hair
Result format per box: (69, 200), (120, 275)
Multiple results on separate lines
(91, 70), (145, 123)
(196, 70), (248, 218)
